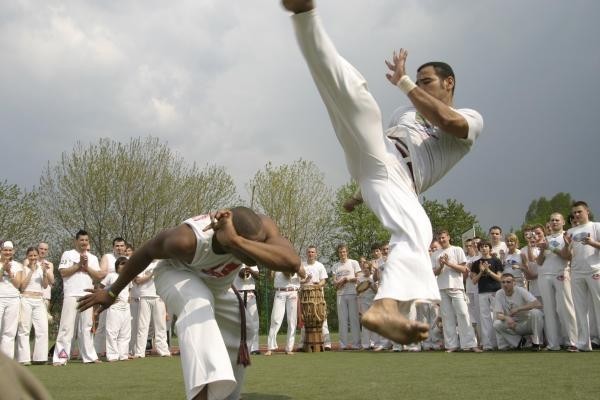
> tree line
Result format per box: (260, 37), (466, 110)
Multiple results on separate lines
(2, 136), (576, 332)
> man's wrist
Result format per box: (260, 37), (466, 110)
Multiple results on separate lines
(396, 75), (417, 95)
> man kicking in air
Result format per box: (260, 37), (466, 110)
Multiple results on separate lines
(281, 0), (483, 344)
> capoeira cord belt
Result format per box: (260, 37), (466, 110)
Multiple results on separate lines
(232, 285), (251, 367)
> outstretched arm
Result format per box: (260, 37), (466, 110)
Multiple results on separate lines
(385, 49), (469, 139)
(78, 224), (196, 313)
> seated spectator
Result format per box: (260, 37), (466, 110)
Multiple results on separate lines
(493, 273), (544, 350)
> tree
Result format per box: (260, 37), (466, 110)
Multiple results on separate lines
(247, 159), (337, 333)
(332, 181), (390, 261)
(37, 137), (239, 256)
(247, 159), (336, 255)
(0, 180), (41, 256)
(422, 197), (480, 245)
(524, 192), (574, 227)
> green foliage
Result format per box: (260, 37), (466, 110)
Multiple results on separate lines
(0, 180), (41, 257)
(422, 197), (479, 246)
(37, 136), (239, 256)
(248, 159), (336, 255)
(29, 347), (600, 400)
(332, 181), (390, 261)
(524, 192), (574, 227)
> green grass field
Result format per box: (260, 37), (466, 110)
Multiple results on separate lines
(28, 339), (600, 400)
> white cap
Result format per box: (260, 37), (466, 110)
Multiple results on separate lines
(1, 241), (14, 249)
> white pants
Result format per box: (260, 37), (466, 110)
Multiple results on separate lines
(106, 305), (131, 361)
(0, 296), (20, 359)
(439, 289), (477, 349)
(358, 294), (376, 349)
(134, 297), (170, 357)
(239, 291), (260, 353)
(293, 11), (440, 304)
(467, 292), (480, 325)
(94, 311), (107, 354)
(417, 303), (443, 350)
(337, 294), (360, 349)
(53, 296), (98, 364)
(494, 309), (544, 349)
(155, 267), (244, 400)
(478, 292), (498, 350)
(538, 273), (577, 349)
(570, 272), (600, 350)
(267, 290), (298, 352)
(129, 298), (140, 354)
(17, 297), (48, 363)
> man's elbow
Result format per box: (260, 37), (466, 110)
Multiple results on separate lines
(439, 115), (469, 139)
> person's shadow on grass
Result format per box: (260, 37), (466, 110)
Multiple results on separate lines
(242, 394), (293, 400)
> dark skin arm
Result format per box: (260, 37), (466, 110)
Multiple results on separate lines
(78, 209), (301, 313)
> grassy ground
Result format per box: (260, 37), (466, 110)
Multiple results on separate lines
(28, 338), (600, 400)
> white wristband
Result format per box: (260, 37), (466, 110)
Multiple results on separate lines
(397, 75), (417, 95)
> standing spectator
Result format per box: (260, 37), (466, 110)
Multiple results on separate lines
(464, 238), (481, 341)
(299, 246), (331, 350)
(17, 247), (54, 364)
(37, 243), (54, 323)
(266, 271), (301, 355)
(536, 213), (578, 351)
(521, 226), (544, 302)
(0, 241), (23, 359)
(471, 241), (502, 350)
(431, 230), (479, 352)
(132, 259), (171, 358)
(103, 257), (132, 361)
(489, 226), (508, 259)
(233, 264), (260, 355)
(331, 244), (361, 350)
(503, 234), (525, 287)
(356, 258), (377, 349)
(95, 237), (127, 356)
(493, 273), (544, 350)
(565, 201), (600, 351)
(52, 230), (102, 365)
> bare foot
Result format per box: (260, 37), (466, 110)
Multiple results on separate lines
(281, 0), (314, 14)
(361, 299), (429, 344)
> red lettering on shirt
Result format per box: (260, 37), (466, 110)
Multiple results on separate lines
(204, 262), (240, 278)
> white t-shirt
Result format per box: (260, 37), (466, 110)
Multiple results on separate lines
(332, 259), (360, 296)
(540, 232), (569, 276)
(489, 241), (508, 259)
(273, 271), (300, 289)
(233, 264), (259, 291)
(154, 214), (243, 291)
(567, 222), (600, 274)
(104, 272), (130, 310)
(303, 261), (328, 285)
(135, 260), (159, 297)
(387, 106), (483, 194)
(100, 253), (117, 286)
(59, 250), (100, 297)
(22, 264), (46, 293)
(431, 246), (467, 290)
(503, 250), (525, 282)
(494, 286), (537, 322)
(0, 260), (23, 297)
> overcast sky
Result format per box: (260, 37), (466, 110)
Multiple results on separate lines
(1, 0), (599, 234)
